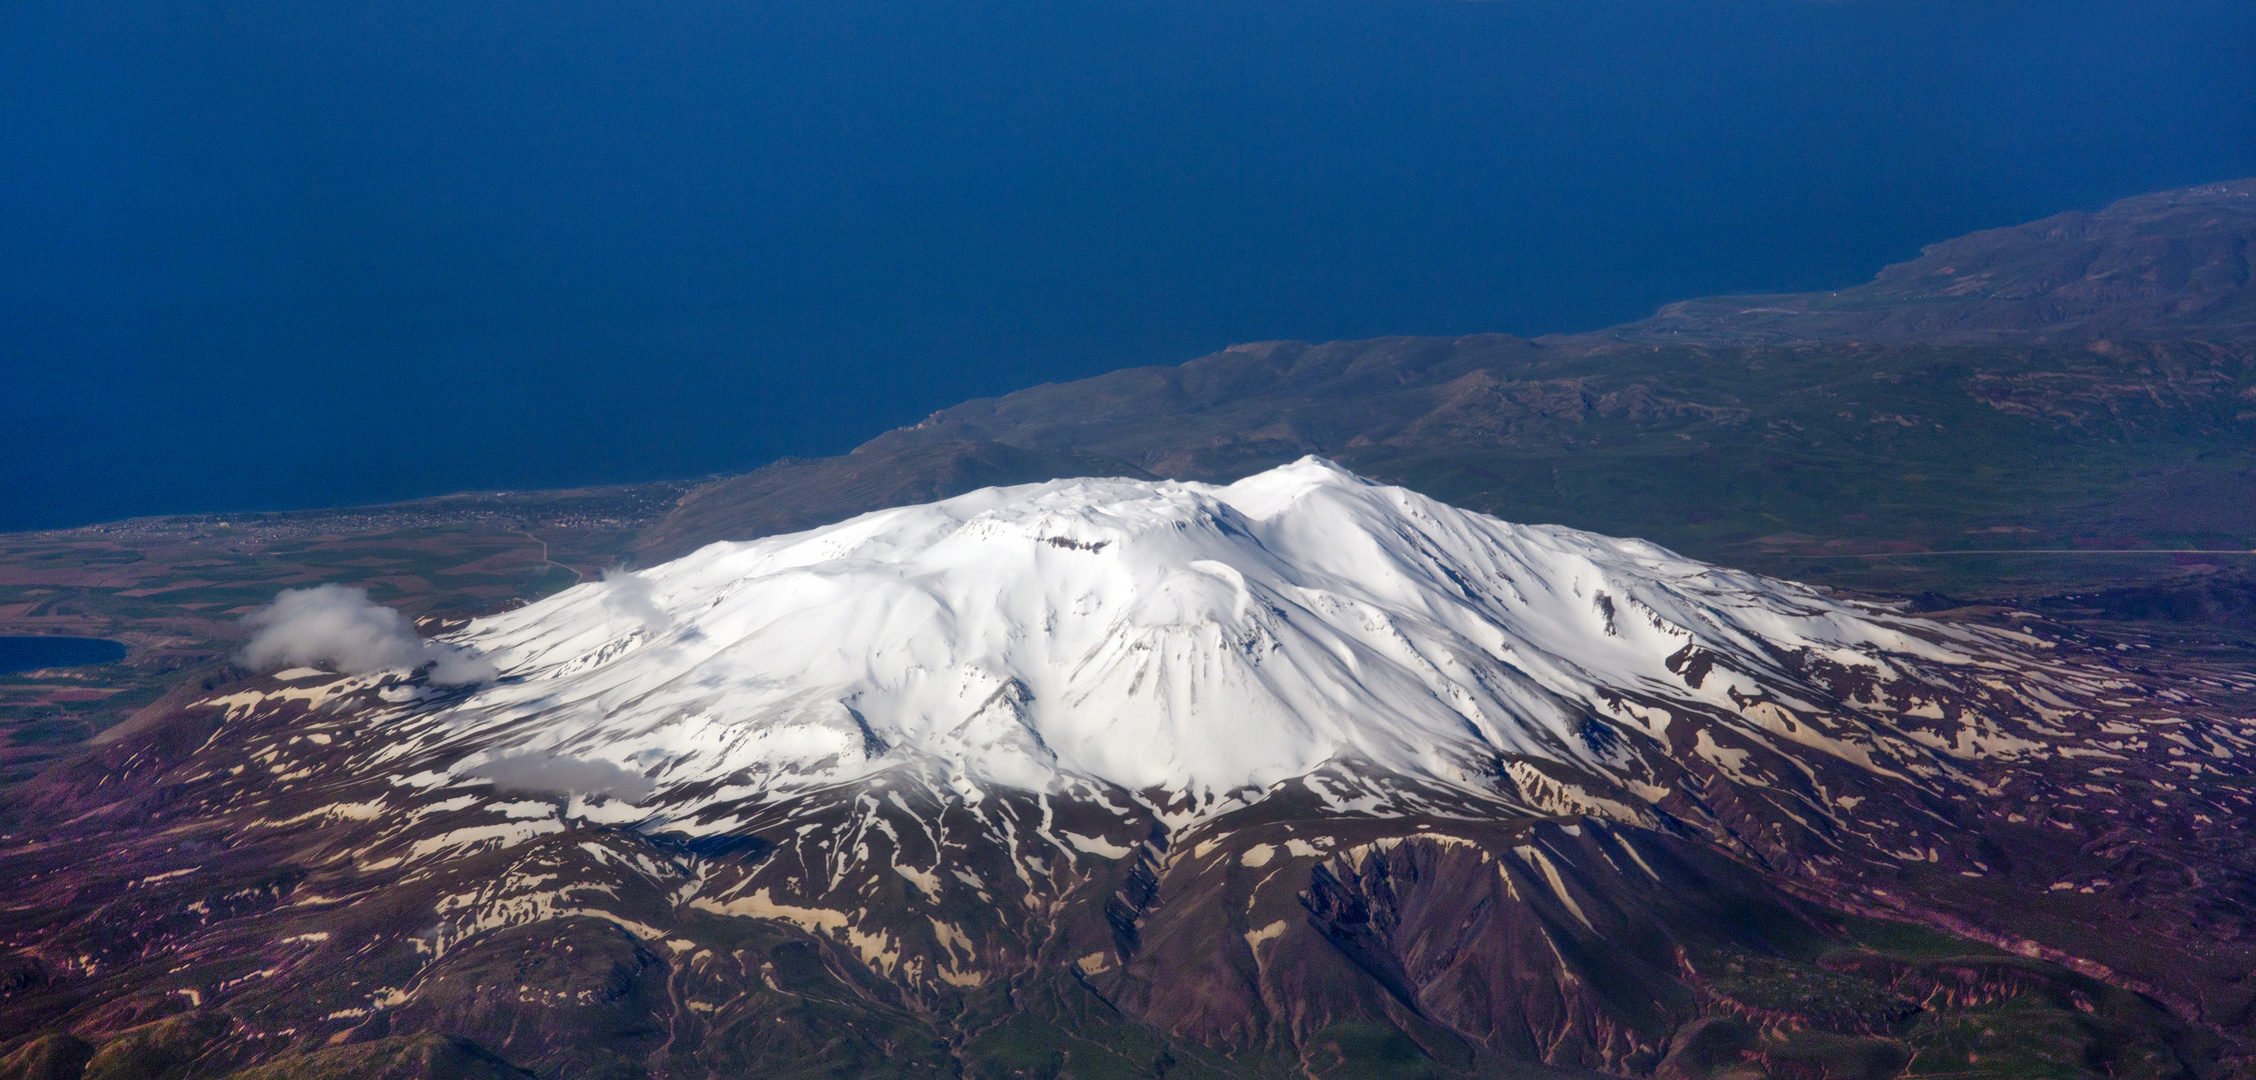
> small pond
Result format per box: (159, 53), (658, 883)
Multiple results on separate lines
(0, 636), (128, 674)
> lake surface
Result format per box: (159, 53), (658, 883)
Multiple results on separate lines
(0, 636), (128, 674)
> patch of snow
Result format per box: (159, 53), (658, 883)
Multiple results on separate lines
(1244, 919), (1289, 953)
(1058, 831), (1134, 859)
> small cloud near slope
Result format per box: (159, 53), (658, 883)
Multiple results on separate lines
(240, 584), (495, 685)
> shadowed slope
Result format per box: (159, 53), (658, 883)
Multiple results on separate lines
(1584, 180), (2256, 346)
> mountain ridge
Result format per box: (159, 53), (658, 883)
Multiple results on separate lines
(1575, 179), (2256, 346)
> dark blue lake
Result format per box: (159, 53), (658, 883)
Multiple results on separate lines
(0, 637), (128, 674)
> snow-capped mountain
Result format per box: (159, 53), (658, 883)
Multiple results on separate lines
(430, 457), (2001, 826)
(8, 460), (2253, 1080)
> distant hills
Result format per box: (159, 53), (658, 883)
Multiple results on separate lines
(635, 181), (2256, 607)
(1583, 179), (2256, 346)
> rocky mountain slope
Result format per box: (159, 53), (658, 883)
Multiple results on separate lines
(5, 464), (2253, 1079)
(1584, 180), (2256, 346)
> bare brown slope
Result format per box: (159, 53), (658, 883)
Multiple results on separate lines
(1580, 179), (2256, 346)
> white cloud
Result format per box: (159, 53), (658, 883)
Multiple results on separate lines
(240, 584), (495, 685)
(467, 752), (655, 803)
(602, 569), (670, 632)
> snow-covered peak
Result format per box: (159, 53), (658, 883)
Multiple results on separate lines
(433, 457), (1962, 815)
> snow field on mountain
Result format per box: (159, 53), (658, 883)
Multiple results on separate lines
(431, 457), (1969, 811)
